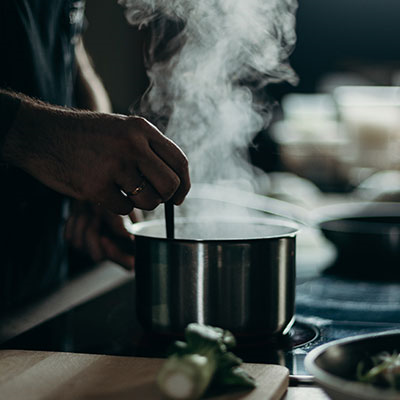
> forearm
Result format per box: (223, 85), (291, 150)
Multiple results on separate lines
(1, 94), (127, 201)
(1, 94), (84, 193)
(0, 90), (190, 214)
(74, 39), (112, 113)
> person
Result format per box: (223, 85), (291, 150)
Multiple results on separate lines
(0, 0), (190, 311)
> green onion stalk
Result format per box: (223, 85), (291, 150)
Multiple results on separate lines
(156, 323), (256, 399)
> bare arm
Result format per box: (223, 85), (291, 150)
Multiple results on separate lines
(0, 90), (190, 215)
(68, 40), (140, 270)
(74, 38), (112, 113)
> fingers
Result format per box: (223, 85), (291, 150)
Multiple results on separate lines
(78, 116), (190, 214)
(85, 221), (105, 262)
(129, 209), (144, 223)
(65, 201), (89, 249)
(135, 154), (182, 204)
(101, 236), (135, 271)
(65, 203), (105, 263)
(65, 202), (135, 270)
(103, 210), (132, 238)
(101, 184), (134, 215)
(116, 173), (163, 211)
(148, 136), (191, 205)
(127, 117), (191, 205)
(70, 210), (91, 249)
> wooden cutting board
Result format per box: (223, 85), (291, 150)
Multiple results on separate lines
(0, 350), (289, 400)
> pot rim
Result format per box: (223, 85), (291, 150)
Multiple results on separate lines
(129, 216), (299, 243)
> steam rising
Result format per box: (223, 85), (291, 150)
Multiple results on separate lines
(119, 0), (298, 187)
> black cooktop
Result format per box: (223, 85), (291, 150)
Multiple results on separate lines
(2, 274), (400, 381)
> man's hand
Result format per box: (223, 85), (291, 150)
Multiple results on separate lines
(2, 96), (191, 214)
(65, 201), (138, 270)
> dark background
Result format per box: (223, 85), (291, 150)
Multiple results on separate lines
(83, 0), (400, 176)
(84, 0), (400, 112)
(278, 0), (400, 96)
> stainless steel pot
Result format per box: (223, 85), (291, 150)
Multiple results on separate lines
(130, 217), (298, 336)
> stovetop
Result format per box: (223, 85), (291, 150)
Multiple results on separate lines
(2, 272), (400, 381)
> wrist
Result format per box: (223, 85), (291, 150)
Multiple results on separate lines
(2, 98), (43, 169)
(1, 98), (79, 180)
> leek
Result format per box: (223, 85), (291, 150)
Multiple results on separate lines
(157, 323), (256, 399)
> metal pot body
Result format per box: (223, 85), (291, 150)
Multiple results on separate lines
(132, 218), (297, 336)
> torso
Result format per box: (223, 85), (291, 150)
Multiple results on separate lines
(0, 0), (86, 310)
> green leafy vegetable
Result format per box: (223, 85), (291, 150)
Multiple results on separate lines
(156, 323), (256, 399)
(357, 351), (400, 390)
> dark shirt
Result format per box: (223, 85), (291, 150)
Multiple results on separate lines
(0, 0), (85, 311)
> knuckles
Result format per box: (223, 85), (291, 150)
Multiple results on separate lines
(127, 116), (156, 137)
(86, 115), (190, 212)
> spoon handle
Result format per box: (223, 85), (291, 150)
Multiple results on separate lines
(164, 200), (175, 239)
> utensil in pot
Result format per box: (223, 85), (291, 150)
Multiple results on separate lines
(130, 216), (298, 337)
(164, 200), (175, 239)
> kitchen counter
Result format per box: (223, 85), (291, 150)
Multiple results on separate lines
(0, 261), (133, 344)
(0, 261), (331, 400)
(2, 192), (398, 399)
(0, 349), (329, 400)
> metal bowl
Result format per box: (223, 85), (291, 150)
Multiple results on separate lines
(305, 330), (400, 400)
(316, 202), (400, 280)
